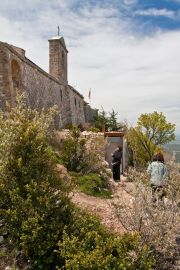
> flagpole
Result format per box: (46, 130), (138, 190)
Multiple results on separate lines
(88, 88), (91, 106)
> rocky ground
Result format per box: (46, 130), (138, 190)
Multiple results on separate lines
(71, 175), (135, 233)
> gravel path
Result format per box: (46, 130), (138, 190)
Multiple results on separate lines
(71, 176), (134, 233)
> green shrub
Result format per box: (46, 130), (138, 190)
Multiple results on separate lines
(89, 127), (100, 133)
(0, 94), (73, 269)
(65, 124), (78, 130)
(60, 127), (88, 172)
(2, 180), (72, 269)
(60, 127), (110, 177)
(71, 172), (112, 198)
(0, 95), (155, 269)
(57, 209), (155, 270)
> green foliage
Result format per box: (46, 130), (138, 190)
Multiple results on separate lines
(0, 94), (73, 269)
(0, 94), (60, 189)
(89, 127), (100, 133)
(57, 209), (155, 270)
(60, 129), (113, 196)
(137, 112), (175, 145)
(65, 124), (78, 130)
(2, 181), (72, 269)
(70, 172), (112, 198)
(60, 127), (88, 172)
(127, 111), (175, 167)
(107, 109), (119, 131)
(94, 108), (127, 132)
(60, 128), (108, 175)
(0, 95), (156, 269)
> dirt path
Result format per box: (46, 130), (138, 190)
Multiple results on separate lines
(71, 176), (134, 233)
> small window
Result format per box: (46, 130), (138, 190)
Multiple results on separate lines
(74, 97), (77, 106)
(79, 101), (81, 108)
(60, 89), (63, 102)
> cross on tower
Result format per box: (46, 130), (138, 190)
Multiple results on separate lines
(58, 26), (60, 37)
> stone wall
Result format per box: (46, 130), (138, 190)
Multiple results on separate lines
(21, 61), (72, 128)
(0, 40), (93, 129)
(84, 103), (97, 124)
(0, 44), (15, 108)
(69, 85), (85, 126)
(0, 43), (71, 127)
(49, 37), (68, 82)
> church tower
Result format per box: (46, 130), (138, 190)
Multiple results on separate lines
(48, 36), (68, 82)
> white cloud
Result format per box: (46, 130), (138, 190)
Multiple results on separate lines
(123, 0), (138, 5)
(0, 1), (179, 133)
(135, 8), (176, 18)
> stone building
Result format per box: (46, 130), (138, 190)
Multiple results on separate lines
(0, 36), (95, 128)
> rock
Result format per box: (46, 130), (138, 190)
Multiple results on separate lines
(0, 235), (4, 243)
(56, 164), (71, 182)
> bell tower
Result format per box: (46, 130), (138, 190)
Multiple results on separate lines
(48, 36), (68, 82)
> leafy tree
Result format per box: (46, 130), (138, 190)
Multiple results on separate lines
(127, 111), (175, 166)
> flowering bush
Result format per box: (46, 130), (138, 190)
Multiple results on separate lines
(113, 165), (180, 269)
(60, 128), (112, 196)
(60, 128), (108, 174)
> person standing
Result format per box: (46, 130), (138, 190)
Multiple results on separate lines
(147, 153), (168, 202)
(111, 145), (123, 182)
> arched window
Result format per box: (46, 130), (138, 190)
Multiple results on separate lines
(11, 60), (21, 88)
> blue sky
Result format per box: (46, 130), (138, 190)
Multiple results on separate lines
(0, 0), (180, 133)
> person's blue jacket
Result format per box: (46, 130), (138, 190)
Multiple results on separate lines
(147, 161), (168, 186)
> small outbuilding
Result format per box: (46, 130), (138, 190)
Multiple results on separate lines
(104, 132), (127, 174)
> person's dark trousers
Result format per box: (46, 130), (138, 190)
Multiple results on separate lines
(151, 184), (164, 202)
(112, 163), (120, 182)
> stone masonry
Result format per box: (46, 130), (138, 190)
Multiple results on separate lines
(0, 36), (95, 128)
